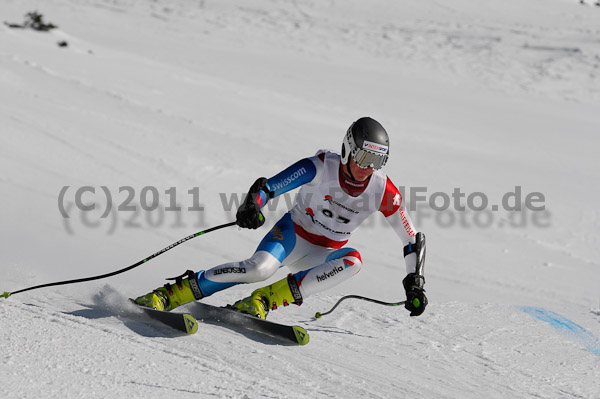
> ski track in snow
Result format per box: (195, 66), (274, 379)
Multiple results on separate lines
(2, 290), (599, 398)
(1, 0), (600, 398)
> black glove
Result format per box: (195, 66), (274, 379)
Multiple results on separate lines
(236, 201), (265, 229)
(236, 177), (270, 229)
(403, 273), (427, 317)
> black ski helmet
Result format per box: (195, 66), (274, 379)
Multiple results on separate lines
(341, 117), (389, 170)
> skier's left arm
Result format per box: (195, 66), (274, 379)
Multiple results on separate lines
(379, 177), (428, 317)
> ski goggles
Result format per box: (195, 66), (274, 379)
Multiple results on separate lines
(346, 129), (389, 170)
(351, 147), (389, 170)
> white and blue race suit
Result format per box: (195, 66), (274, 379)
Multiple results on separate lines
(196, 150), (418, 301)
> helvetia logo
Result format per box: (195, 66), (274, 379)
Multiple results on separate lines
(316, 266), (344, 282)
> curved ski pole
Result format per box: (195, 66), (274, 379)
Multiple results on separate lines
(1, 221), (237, 299)
(315, 295), (406, 318)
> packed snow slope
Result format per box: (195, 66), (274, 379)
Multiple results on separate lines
(1, 0), (599, 398)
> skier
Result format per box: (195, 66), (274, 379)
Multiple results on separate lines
(135, 117), (428, 319)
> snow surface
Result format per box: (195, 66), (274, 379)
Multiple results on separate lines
(1, 0), (599, 398)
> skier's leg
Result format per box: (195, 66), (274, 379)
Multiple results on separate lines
(233, 247), (362, 319)
(292, 247), (362, 298)
(196, 251), (282, 295)
(134, 213), (296, 311)
(197, 212), (297, 294)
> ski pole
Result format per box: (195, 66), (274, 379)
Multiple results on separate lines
(1, 221), (237, 299)
(315, 295), (406, 318)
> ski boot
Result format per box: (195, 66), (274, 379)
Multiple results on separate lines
(232, 274), (303, 319)
(134, 270), (203, 311)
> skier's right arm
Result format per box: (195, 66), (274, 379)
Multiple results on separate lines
(236, 156), (323, 229)
(266, 156), (323, 197)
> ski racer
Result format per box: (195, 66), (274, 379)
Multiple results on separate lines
(135, 117), (428, 319)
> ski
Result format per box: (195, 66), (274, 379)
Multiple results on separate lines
(188, 301), (309, 345)
(130, 300), (198, 335)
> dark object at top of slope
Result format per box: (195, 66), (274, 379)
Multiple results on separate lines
(4, 11), (58, 32)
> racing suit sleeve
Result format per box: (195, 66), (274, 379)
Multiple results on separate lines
(254, 155), (324, 207)
(378, 176), (419, 274)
